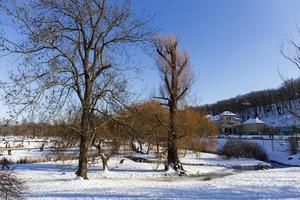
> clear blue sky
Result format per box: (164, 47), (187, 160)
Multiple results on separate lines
(132, 0), (300, 103)
(1, 0), (300, 119)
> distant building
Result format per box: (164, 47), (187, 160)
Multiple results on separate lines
(208, 111), (241, 134)
(241, 118), (265, 134)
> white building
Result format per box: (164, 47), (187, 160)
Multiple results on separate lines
(208, 111), (241, 134)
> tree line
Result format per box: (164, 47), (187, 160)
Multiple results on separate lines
(0, 101), (217, 173)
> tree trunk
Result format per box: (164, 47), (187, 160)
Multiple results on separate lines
(183, 149), (187, 157)
(102, 157), (108, 172)
(167, 139), (180, 169)
(76, 107), (90, 179)
(139, 142), (143, 152)
(76, 135), (89, 179)
(156, 142), (160, 155)
(166, 95), (183, 173)
(146, 144), (151, 154)
(130, 138), (137, 152)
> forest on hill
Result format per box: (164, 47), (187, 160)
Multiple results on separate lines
(200, 78), (300, 121)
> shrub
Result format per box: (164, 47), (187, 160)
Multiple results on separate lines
(0, 169), (26, 200)
(204, 176), (212, 181)
(219, 140), (268, 161)
(0, 158), (13, 166)
(288, 137), (299, 155)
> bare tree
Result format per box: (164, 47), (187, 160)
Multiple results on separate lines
(0, 0), (153, 179)
(281, 31), (300, 119)
(154, 34), (193, 174)
(92, 116), (121, 172)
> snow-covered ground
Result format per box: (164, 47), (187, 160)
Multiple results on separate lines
(181, 151), (271, 169)
(0, 136), (299, 199)
(14, 156), (300, 200)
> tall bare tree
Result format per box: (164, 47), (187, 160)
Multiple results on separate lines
(154, 34), (193, 174)
(0, 0), (153, 179)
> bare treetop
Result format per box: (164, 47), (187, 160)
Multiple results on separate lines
(0, 0), (154, 119)
(154, 34), (193, 104)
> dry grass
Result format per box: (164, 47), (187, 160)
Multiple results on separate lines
(1, 154), (76, 165)
(54, 154), (75, 162)
(16, 157), (52, 164)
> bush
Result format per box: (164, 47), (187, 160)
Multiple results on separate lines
(288, 137), (299, 155)
(0, 169), (25, 200)
(203, 176), (212, 181)
(219, 140), (268, 161)
(0, 158), (12, 166)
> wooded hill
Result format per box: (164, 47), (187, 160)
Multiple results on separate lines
(200, 78), (300, 121)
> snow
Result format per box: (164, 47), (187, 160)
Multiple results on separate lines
(237, 99), (300, 128)
(211, 115), (220, 121)
(180, 151), (271, 169)
(262, 113), (300, 127)
(13, 157), (300, 200)
(207, 115), (220, 121)
(219, 111), (237, 116)
(0, 136), (299, 199)
(208, 111), (237, 121)
(242, 117), (265, 124)
(1, 136), (298, 167)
